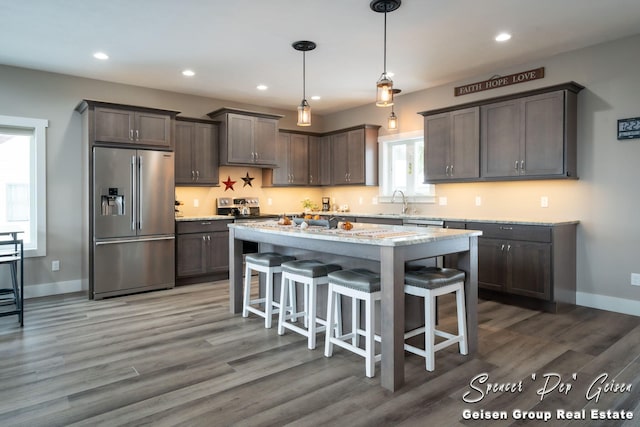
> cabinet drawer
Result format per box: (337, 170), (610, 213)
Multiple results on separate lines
(469, 223), (551, 242)
(176, 220), (232, 234)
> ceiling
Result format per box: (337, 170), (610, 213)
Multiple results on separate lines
(3, 0), (640, 115)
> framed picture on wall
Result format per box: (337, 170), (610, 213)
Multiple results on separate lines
(617, 117), (640, 140)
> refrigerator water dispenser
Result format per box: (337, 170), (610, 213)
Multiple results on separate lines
(101, 188), (125, 216)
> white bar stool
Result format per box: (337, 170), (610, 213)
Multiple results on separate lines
(404, 267), (468, 371)
(324, 268), (381, 378)
(242, 252), (295, 328)
(277, 260), (341, 349)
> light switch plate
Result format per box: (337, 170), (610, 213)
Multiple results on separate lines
(475, 196), (482, 206)
(193, 199), (199, 208)
(52, 260), (60, 271)
(439, 197), (448, 206)
(632, 273), (640, 286)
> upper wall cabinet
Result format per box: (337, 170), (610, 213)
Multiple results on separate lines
(175, 117), (219, 186)
(76, 100), (178, 150)
(207, 108), (282, 167)
(418, 82), (583, 183)
(424, 106), (479, 182)
(270, 131), (310, 186)
(329, 125), (380, 186)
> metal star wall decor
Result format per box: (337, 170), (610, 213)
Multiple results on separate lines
(241, 172), (255, 187)
(222, 176), (236, 191)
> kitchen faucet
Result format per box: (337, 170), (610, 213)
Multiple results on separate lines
(391, 189), (408, 214)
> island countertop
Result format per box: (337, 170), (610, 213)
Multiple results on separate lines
(228, 221), (482, 246)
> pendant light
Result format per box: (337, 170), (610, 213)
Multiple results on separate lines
(293, 40), (316, 126)
(388, 89), (401, 130)
(371, 0), (401, 107)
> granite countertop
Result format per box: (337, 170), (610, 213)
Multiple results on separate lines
(285, 211), (579, 226)
(175, 215), (233, 222)
(229, 221), (482, 247)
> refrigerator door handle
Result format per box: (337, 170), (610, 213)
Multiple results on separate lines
(96, 236), (175, 246)
(131, 155), (136, 231)
(138, 155), (143, 231)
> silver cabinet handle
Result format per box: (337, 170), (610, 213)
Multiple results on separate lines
(515, 160), (519, 171)
(445, 165), (450, 176)
(254, 152), (259, 161)
(309, 174), (313, 183)
(191, 170), (195, 180)
(196, 170), (200, 181)
(450, 164), (454, 176)
(201, 222), (212, 225)
(202, 236), (206, 241)
(501, 244), (505, 251)
(507, 244), (511, 252)
(520, 160), (525, 173)
(137, 155), (143, 230)
(207, 235), (211, 241)
(135, 130), (139, 141)
(131, 155), (136, 231)
(129, 129), (134, 140)
(499, 226), (513, 230)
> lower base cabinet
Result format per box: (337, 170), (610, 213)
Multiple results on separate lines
(176, 220), (232, 283)
(445, 220), (576, 312)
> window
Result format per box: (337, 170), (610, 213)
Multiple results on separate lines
(379, 130), (435, 203)
(0, 115), (48, 257)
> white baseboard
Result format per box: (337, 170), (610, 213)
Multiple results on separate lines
(576, 291), (640, 317)
(24, 279), (86, 299)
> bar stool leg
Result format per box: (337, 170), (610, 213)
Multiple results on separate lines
(308, 280), (318, 349)
(242, 263), (252, 318)
(457, 287), (468, 355)
(425, 292), (437, 372)
(324, 284), (336, 357)
(365, 294), (375, 378)
(352, 297), (359, 347)
(278, 275), (289, 335)
(264, 270), (274, 328)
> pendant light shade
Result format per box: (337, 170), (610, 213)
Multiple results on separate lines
(371, 0), (401, 107)
(293, 40), (316, 127)
(387, 88), (401, 130)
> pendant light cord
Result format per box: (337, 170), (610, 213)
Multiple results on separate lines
(302, 50), (306, 101)
(383, 10), (387, 75)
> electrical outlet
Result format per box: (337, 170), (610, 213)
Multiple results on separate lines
(475, 196), (482, 206)
(358, 197), (363, 205)
(439, 196), (448, 206)
(267, 198), (272, 205)
(193, 199), (199, 208)
(52, 260), (60, 271)
(372, 197), (378, 205)
(632, 273), (640, 286)
(540, 196), (549, 208)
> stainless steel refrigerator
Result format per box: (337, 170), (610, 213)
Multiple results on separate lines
(92, 147), (175, 299)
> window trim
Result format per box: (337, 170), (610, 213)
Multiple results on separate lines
(378, 130), (435, 204)
(0, 114), (48, 257)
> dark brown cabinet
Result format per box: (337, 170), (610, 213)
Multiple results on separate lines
(424, 107), (479, 182)
(308, 135), (331, 186)
(207, 108), (282, 166)
(176, 220), (232, 283)
(76, 100), (177, 150)
(271, 132), (309, 185)
(94, 107), (173, 148)
(466, 221), (576, 312)
(175, 118), (219, 186)
(481, 90), (572, 179)
(329, 125), (380, 186)
(418, 82), (583, 183)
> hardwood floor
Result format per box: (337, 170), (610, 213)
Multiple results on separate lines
(0, 281), (638, 426)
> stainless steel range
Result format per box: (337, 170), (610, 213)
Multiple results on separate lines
(217, 197), (278, 253)
(216, 197), (278, 221)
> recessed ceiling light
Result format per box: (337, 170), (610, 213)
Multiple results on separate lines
(495, 33), (512, 42)
(311, 95), (321, 101)
(256, 84), (268, 91)
(93, 52), (109, 60)
(182, 69), (195, 77)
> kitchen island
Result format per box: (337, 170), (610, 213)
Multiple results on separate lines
(228, 221), (481, 392)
